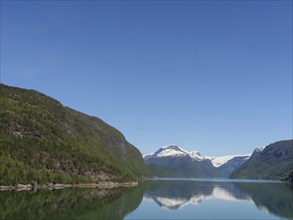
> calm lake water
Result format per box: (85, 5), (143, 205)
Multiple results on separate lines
(1, 178), (292, 219)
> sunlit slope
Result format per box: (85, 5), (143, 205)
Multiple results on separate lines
(0, 84), (148, 185)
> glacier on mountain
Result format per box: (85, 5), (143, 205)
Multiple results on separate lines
(207, 155), (250, 168)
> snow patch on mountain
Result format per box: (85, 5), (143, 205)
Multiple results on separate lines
(208, 155), (250, 168)
(157, 145), (189, 157)
(144, 145), (207, 162)
(142, 153), (153, 160)
(189, 151), (205, 161)
(157, 149), (185, 157)
(254, 146), (265, 153)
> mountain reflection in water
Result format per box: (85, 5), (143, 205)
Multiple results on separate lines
(144, 181), (249, 209)
(1, 179), (292, 220)
(127, 179), (293, 219)
(139, 180), (293, 219)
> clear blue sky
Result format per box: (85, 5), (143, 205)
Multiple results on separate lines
(1, 0), (292, 156)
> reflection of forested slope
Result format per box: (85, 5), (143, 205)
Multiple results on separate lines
(235, 182), (293, 219)
(0, 185), (146, 220)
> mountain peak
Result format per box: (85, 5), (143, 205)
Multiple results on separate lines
(161, 145), (183, 150)
(254, 146), (265, 153)
(144, 145), (206, 162)
(160, 145), (189, 153)
(154, 145), (190, 158)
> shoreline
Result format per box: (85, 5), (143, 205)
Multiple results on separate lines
(0, 181), (138, 191)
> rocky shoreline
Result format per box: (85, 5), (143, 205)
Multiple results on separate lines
(0, 181), (138, 191)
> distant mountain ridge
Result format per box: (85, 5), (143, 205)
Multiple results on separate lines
(144, 140), (293, 180)
(143, 145), (206, 161)
(143, 145), (250, 177)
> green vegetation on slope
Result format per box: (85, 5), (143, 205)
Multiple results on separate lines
(230, 140), (293, 180)
(0, 84), (149, 185)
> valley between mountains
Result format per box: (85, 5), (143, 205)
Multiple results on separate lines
(0, 84), (292, 186)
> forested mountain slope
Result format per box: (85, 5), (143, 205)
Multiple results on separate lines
(231, 140), (293, 180)
(0, 84), (148, 185)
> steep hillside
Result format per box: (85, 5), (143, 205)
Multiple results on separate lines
(0, 84), (148, 185)
(230, 140), (293, 180)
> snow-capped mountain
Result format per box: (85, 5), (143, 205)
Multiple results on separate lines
(143, 145), (251, 177)
(144, 145), (217, 177)
(143, 145), (206, 161)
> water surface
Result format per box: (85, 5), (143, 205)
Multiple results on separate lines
(126, 179), (293, 219)
(1, 179), (292, 219)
